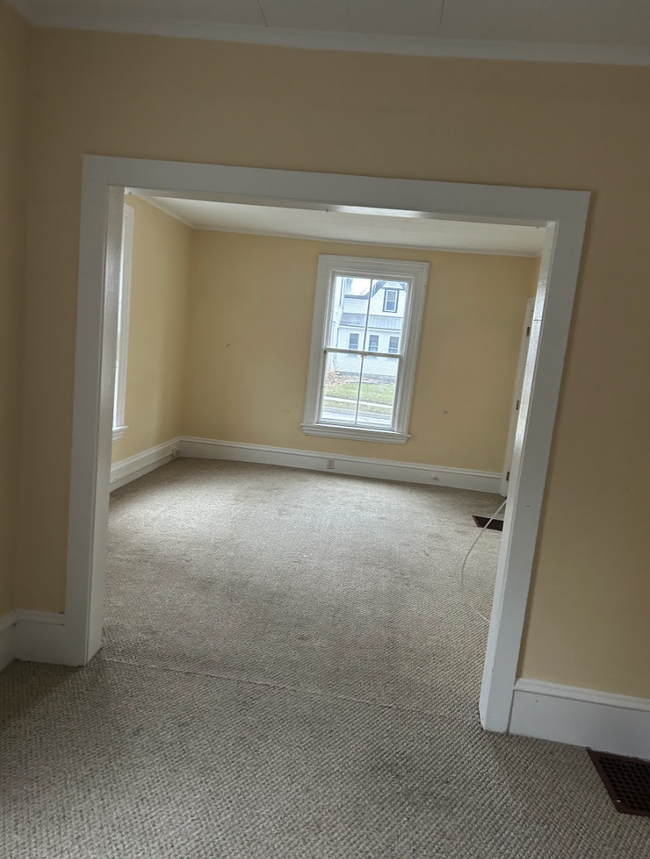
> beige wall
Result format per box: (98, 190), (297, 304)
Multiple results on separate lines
(111, 197), (192, 464)
(0, 3), (29, 616)
(13, 27), (650, 698)
(185, 231), (538, 473)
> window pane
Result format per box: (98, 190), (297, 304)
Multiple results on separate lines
(357, 356), (399, 429)
(348, 332), (359, 350)
(328, 276), (371, 348)
(388, 336), (399, 354)
(368, 334), (379, 352)
(383, 289), (398, 312)
(366, 281), (408, 349)
(320, 351), (362, 424)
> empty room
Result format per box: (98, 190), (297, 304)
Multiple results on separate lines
(104, 192), (539, 707)
(1, 1), (649, 857)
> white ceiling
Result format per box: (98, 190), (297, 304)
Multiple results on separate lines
(139, 195), (545, 257)
(10, 0), (650, 64)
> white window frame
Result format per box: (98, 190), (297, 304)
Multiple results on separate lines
(111, 204), (134, 441)
(302, 255), (429, 445)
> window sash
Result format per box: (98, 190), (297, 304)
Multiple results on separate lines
(318, 349), (403, 430)
(303, 255), (429, 444)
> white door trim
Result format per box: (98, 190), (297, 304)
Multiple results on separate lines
(500, 298), (535, 497)
(66, 156), (589, 734)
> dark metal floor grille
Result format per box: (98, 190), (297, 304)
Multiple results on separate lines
(589, 749), (650, 815)
(472, 515), (503, 531)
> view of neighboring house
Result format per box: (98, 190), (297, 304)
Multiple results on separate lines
(332, 276), (406, 367)
(322, 276), (408, 428)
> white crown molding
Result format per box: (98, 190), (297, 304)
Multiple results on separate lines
(24, 14), (650, 67)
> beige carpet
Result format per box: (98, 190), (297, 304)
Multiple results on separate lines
(1, 460), (648, 857)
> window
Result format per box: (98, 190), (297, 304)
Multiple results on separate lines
(112, 204), (134, 442)
(383, 288), (399, 313)
(303, 255), (429, 444)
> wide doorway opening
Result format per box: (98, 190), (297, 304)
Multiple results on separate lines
(65, 157), (589, 734)
(103, 190), (544, 711)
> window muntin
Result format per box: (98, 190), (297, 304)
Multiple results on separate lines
(303, 256), (429, 443)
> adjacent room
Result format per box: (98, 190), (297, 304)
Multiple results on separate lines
(104, 193), (541, 710)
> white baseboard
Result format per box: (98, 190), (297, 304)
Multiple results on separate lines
(0, 610), (71, 670)
(510, 679), (650, 760)
(180, 437), (501, 493)
(110, 437), (181, 491)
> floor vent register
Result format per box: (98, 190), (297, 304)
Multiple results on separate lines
(589, 749), (650, 816)
(472, 515), (504, 532)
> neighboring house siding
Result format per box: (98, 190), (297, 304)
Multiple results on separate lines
(332, 284), (406, 378)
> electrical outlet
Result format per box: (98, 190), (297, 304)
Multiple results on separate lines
(171, 447), (181, 458)
(326, 459), (335, 470)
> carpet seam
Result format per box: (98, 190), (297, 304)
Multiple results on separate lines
(98, 653), (462, 724)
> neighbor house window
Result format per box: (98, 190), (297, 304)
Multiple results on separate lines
(302, 255), (429, 444)
(383, 288), (399, 312)
(112, 204), (134, 442)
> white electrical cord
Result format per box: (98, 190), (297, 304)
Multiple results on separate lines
(460, 499), (507, 624)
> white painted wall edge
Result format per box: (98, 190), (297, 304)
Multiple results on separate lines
(0, 609), (70, 670)
(510, 679), (650, 761)
(179, 436), (502, 493)
(110, 438), (181, 491)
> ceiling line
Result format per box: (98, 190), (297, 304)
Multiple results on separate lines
(19, 13), (650, 65)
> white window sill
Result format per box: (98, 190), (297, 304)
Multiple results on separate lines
(301, 423), (409, 445)
(112, 425), (128, 442)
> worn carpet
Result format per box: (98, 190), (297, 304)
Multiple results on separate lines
(1, 460), (648, 857)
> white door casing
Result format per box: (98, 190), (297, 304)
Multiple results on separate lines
(64, 157), (588, 734)
(501, 297), (535, 497)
